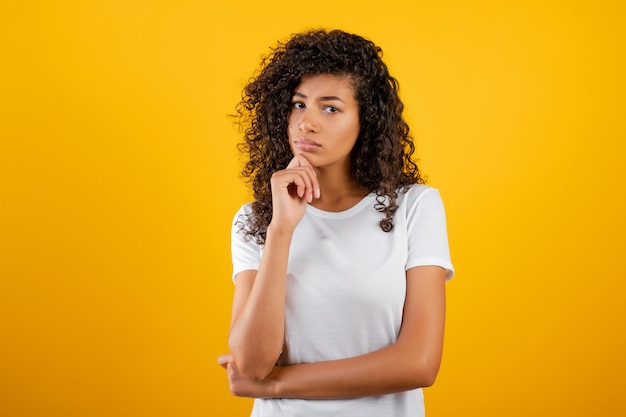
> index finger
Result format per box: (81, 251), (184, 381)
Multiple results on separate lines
(286, 154), (320, 199)
(286, 153), (315, 172)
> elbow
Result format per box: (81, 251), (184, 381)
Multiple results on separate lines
(228, 339), (277, 381)
(408, 357), (441, 388)
(237, 359), (275, 381)
(417, 368), (439, 388)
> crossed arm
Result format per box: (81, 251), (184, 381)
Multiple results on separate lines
(219, 262), (447, 399)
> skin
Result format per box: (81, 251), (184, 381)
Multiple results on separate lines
(287, 73), (367, 211)
(220, 74), (447, 399)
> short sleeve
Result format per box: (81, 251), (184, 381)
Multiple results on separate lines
(405, 187), (454, 280)
(231, 204), (262, 283)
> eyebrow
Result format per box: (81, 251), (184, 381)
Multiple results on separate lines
(293, 92), (345, 103)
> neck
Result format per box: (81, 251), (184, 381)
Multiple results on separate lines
(312, 166), (369, 212)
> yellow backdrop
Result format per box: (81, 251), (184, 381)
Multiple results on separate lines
(1, 1), (624, 416)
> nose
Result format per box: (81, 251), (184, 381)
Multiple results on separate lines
(296, 111), (319, 133)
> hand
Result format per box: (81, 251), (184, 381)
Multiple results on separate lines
(218, 354), (277, 398)
(269, 154), (320, 233)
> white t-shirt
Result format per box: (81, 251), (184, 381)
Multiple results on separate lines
(231, 184), (454, 417)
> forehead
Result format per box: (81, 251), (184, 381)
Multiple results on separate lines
(294, 74), (356, 96)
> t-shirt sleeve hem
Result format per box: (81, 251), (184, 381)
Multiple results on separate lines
(406, 257), (455, 281)
(232, 266), (259, 284)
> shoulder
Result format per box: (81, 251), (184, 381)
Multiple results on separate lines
(235, 202), (254, 216)
(398, 184), (444, 208)
(395, 184), (448, 226)
(233, 202), (254, 225)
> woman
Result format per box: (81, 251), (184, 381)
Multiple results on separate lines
(219, 29), (454, 417)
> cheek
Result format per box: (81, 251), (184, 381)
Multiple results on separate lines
(339, 118), (360, 141)
(287, 127), (297, 142)
(286, 116), (297, 136)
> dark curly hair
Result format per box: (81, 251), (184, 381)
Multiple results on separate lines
(235, 29), (425, 243)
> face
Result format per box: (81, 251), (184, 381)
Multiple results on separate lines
(287, 74), (360, 170)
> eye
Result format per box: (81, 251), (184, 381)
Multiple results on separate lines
(292, 101), (305, 109)
(323, 105), (339, 113)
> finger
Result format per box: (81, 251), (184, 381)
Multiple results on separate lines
(289, 155), (320, 199)
(286, 153), (315, 170)
(217, 354), (233, 369)
(297, 167), (319, 201)
(276, 169), (314, 201)
(292, 169), (315, 202)
(292, 171), (311, 201)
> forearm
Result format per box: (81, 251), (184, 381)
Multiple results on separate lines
(224, 260), (446, 400)
(263, 268), (446, 399)
(228, 225), (293, 379)
(267, 339), (441, 399)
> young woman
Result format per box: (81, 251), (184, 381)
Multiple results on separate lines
(218, 29), (454, 417)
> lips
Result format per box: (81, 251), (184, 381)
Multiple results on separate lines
(294, 138), (321, 152)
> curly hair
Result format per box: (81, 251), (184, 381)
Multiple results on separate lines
(235, 29), (424, 243)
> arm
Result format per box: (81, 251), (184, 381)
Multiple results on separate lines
(227, 155), (320, 380)
(227, 229), (291, 380)
(223, 265), (446, 399)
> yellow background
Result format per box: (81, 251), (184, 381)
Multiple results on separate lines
(1, 0), (624, 416)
